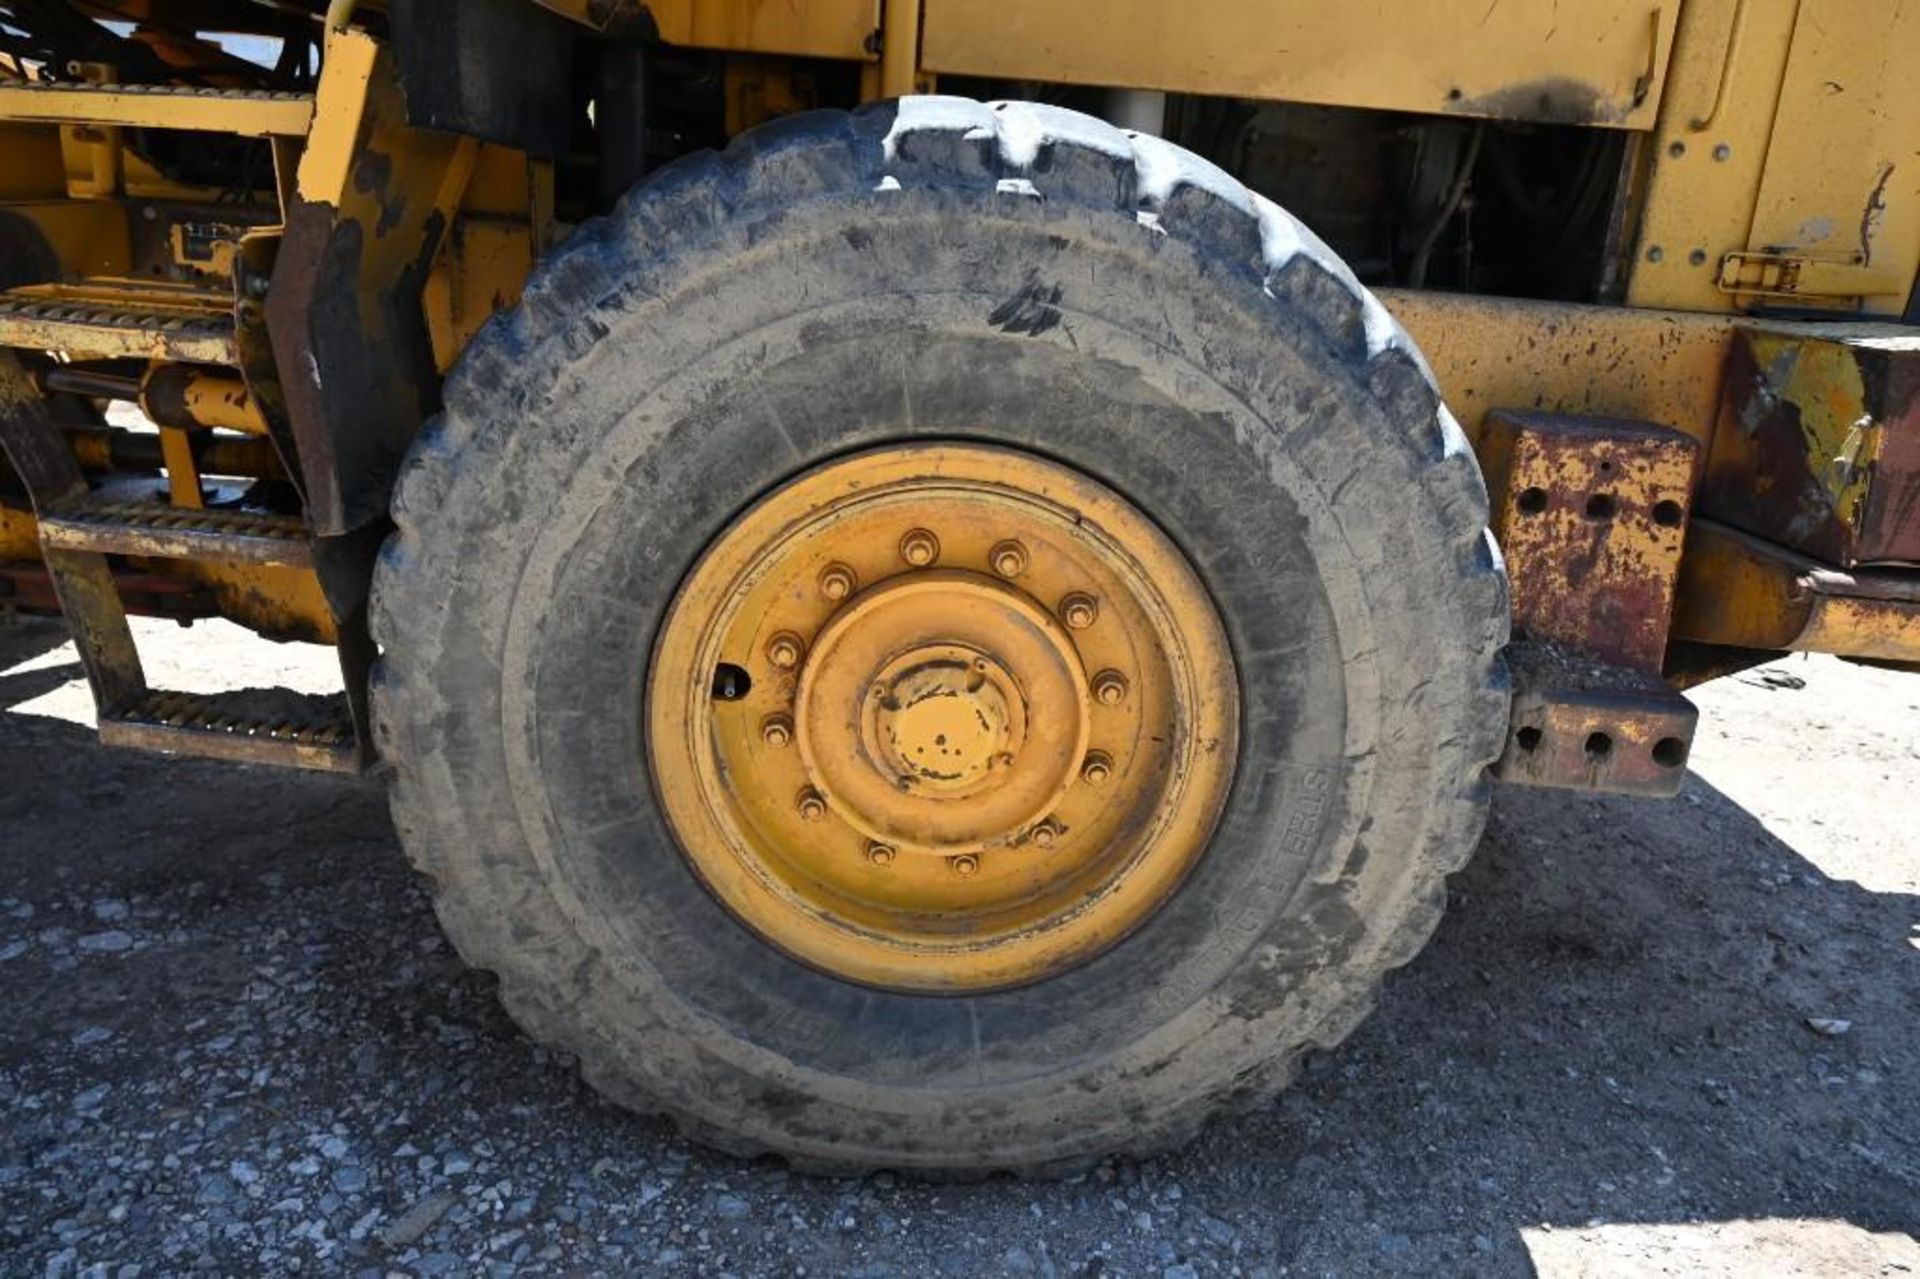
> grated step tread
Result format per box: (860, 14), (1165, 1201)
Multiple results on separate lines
(101, 689), (361, 773)
(39, 494), (313, 567)
(0, 80), (313, 136)
(2, 81), (311, 102)
(0, 285), (237, 364)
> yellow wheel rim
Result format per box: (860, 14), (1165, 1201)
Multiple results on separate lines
(647, 444), (1238, 992)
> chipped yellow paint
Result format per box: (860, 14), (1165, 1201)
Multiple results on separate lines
(1631, 0), (1920, 314)
(1477, 411), (1699, 673)
(186, 561), (337, 644)
(295, 29), (380, 210)
(1378, 290), (1737, 450)
(1742, 0), (1920, 313)
(1728, 330), (1879, 543)
(1672, 520), (1920, 662)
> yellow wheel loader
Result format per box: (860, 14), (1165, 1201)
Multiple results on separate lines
(0, 0), (1914, 1172)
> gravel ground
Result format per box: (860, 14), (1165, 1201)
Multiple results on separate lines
(1, 614), (1916, 1277)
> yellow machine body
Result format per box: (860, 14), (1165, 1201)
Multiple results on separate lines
(0, 0), (1916, 777)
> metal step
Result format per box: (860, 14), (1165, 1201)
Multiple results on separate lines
(0, 280), (237, 364)
(0, 352), (365, 778)
(100, 689), (360, 773)
(38, 493), (313, 567)
(0, 81), (313, 137)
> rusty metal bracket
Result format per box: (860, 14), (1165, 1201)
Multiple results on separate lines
(1499, 643), (1698, 797)
(1479, 410), (1703, 796)
(1481, 409), (1700, 669)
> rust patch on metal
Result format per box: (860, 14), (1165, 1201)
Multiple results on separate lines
(1497, 642), (1698, 798)
(1671, 518), (1920, 663)
(1702, 325), (1920, 566)
(1480, 410), (1700, 670)
(1480, 410), (1702, 797)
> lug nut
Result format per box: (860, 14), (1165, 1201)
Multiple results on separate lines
(1091, 669), (1130, 706)
(796, 788), (827, 821)
(818, 562), (857, 601)
(899, 528), (941, 567)
(866, 842), (896, 866)
(760, 715), (794, 748)
(1060, 592), (1099, 630)
(989, 540), (1029, 579)
(1030, 819), (1061, 848)
(1080, 751), (1113, 785)
(948, 854), (980, 877)
(766, 631), (805, 669)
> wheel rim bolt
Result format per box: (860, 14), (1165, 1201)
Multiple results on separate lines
(760, 715), (794, 748)
(949, 854), (979, 877)
(990, 540), (1029, 579)
(1080, 751), (1113, 785)
(866, 842), (896, 866)
(1060, 592), (1099, 630)
(1091, 669), (1129, 706)
(796, 788), (827, 821)
(818, 562), (857, 601)
(766, 631), (805, 669)
(899, 528), (941, 567)
(1030, 820), (1061, 848)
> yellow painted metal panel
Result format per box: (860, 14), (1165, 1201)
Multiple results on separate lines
(1378, 290), (1736, 453)
(296, 32), (379, 206)
(1632, 0), (1920, 315)
(644, 0), (880, 60)
(1672, 520), (1920, 661)
(1626, 0), (1799, 312)
(1742, 0), (1920, 317)
(0, 125), (65, 200)
(922, 1), (1678, 129)
(0, 201), (130, 278)
(0, 83), (313, 137)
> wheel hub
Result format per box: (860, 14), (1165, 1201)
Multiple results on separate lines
(872, 649), (1016, 795)
(798, 573), (1089, 854)
(647, 444), (1238, 992)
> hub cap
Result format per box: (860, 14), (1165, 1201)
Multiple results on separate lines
(647, 445), (1238, 992)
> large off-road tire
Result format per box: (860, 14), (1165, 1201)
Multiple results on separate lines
(370, 98), (1509, 1174)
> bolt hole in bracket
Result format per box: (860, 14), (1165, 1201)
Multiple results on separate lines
(1480, 410), (1702, 798)
(1501, 642), (1697, 795)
